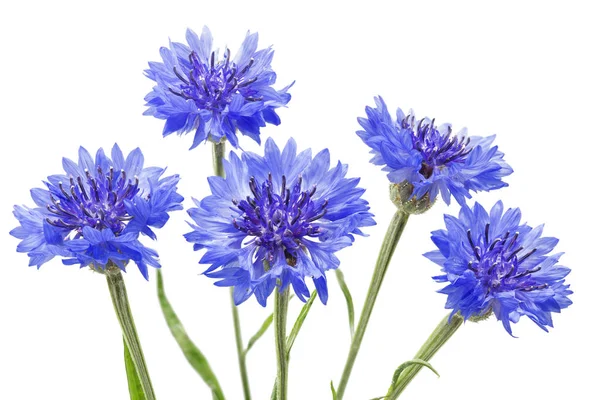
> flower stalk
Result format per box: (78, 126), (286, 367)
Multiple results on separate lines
(212, 140), (226, 178)
(336, 210), (410, 399)
(274, 285), (290, 400)
(212, 140), (252, 400)
(386, 313), (462, 399)
(232, 292), (252, 400)
(106, 264), (156, 400)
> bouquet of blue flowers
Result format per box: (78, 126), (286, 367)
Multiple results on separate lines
(9, 24), (574, 400)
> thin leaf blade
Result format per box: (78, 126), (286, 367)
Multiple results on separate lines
(124, 337), (146, 400)
(245, 313), (274, 356)
(286, 291), (317, 356)
(330, 381), (338, 400)
(157, 270), (226, 400)
(387, 358), (439, 397)
(335, 269), (355, 338)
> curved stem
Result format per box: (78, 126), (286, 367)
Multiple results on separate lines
(106, 266), (156, 400)
(336, 210), (410, 399)
(274, 286), (290, 400)
(387, 313), (462, 399)
(211, 140), (252, 400)
(231, 291), (252, 400)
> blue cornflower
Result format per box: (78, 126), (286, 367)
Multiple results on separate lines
(425, 201), (572, 335)
(357, 96), (512, 205)
(144, 26), (293, 149)
(10, 145), (184, 279)
(185, 138), (375, 306)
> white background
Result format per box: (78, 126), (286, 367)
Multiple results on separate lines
(0, 1), (598, 399)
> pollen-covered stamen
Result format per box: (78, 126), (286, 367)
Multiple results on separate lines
(484, 223), (490, 245)
(507, 232), (519, 251)
(232, 174), (328, 266)
(465, 228), (542, 295)
(403, 116), (474, 178)
(45, 168), (140, 235)
(520, 283), (548, 292)
(517, 248), (537, 264)
(240, 58), (254, 75)
(77, 176), (89, 201)
(467, 230), (481, 260)
(512, 266), (542, 279)
(173, 67), (190, 84)
(168, 50), (262, 112)
(506, 246), (524, 262)
(239, 77), (258, 88)
(58, 182), (70, 199)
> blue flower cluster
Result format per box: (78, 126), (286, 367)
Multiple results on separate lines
(425, 201), (572, 335)
(185, 138), (375, 306)
(11, 25), (572, 335)
(11, 145), (183, 279)
(144, 27), (292, 149)
(357, 96), (513, 205)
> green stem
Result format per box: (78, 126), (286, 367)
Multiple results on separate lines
(231, 289), (252, 400)
(212, 140), (226, 178)
(336, 210), (410, 399)
(106, 266), (156, 400)
(274, 286), (290, 400)
(211, 140), (252, 400)
(387, 313), (462, 399)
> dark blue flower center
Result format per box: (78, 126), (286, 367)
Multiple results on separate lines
(401, 116), (473, 178)
(169, 50), (262, 112)
(46, 166), (139, 235)
(232, 174), (328, 267)
(465, 225), (544, 295)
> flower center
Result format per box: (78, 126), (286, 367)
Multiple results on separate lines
(169, 50), (263, 112)
(45, 166), (139, 235)
(401, 116), (473, 178)
(465, 225), (543, 295)
(232, 174), (328, 266)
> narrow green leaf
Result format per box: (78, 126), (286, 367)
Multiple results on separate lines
(157, 270), (226, 400)
(285, 291), (317, 356)
(124, 337), (145, 400)
(244, 313), (274, 356)
(387, 358), (439, 396)
(330, 381), (338, 400)
(335, 269), (355, 338)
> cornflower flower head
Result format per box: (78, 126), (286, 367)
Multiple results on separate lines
(425, 201), (572, 335)
(357, 96), (512, 206)
(11, 145), (184, 279)
(185, 138), (375, 306)
(144, 26), (292, 149)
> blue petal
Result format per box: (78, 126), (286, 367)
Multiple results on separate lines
(163, 113), (189, 136)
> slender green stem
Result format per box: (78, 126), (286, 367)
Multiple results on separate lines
(274, 286), (290, 400)
(336, 210), (410, 399)
(106, 266), (156, 400)
(212, 140), (226, 178)
(387, 313), (462, 399)
(211, 140), (252, 400)
(231, 289), (252, 400)
(269, 291), (316, 400)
